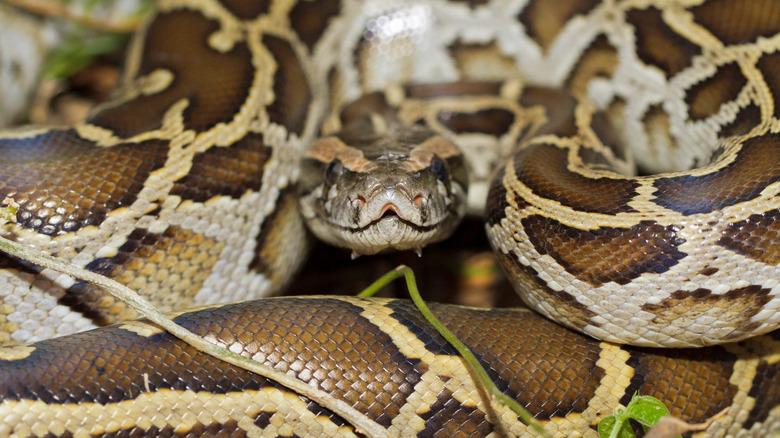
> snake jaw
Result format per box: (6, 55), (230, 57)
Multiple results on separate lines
(304, 179), (465, 255)
(299, 154), (467, 255)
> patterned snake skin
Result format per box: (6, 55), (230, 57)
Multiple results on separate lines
(0, 0), (779, 436)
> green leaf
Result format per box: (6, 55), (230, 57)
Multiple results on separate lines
(597, 393), (681, 438)
(597, 415), (636, 438)
(44, 31), (128, 78)
(626, 396), (671, 429)
(0, 205), (17, 224)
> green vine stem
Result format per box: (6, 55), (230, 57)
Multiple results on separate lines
(358, 265), (552, 438)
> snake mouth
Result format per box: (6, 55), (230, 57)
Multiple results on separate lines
(379, 202), (401, 218)
(344, 211), (441, 234)
(334, 213), (452, 256)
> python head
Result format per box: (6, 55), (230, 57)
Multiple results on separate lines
(298, 98), (467, 257)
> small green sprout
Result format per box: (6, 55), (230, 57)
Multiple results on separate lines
(1, 198), (18, 224)
(598, 393), (681, 438)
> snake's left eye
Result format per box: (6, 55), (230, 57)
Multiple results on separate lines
(325, 158), (344, 186)
(430, 155), (448, 182)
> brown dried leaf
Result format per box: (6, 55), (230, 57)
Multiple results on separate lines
(645, 408), (729, 438)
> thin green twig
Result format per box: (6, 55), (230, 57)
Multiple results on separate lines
(358, 265), (551, 438)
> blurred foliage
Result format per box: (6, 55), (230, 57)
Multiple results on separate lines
(44, 31), (127, 78)
(42, 0), (154, 78)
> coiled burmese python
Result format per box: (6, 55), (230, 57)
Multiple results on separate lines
(1, 0), (779, 436)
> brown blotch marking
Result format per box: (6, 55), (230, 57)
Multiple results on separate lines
(264, 35), (311, 135)
(289, 0), (342, 50)
(485, 166), (514, 227)
(305, 400), (352, 429)
(0, 130), (169, 236)
(89, 11), (255, 136)
(717, 209), (779, 266)
(577, 147), (614, 172)
(387, 300), (604, 421)
(522, 216), (687, 287)
(685, 63), (746, 121)
(625, 7), (701, 78)
(622, 345), (738, 422)
(249, 187), (305, 283)
(418, 388), (491, 437)
(517, 87), (578, 137)
(720, 103), (762, 138)
(405, 82), (502, 99)
(351, 38), (372, 93)
(640, 286), (772, 336)
(171, 132), (269, 202)
(512, 144), (639, 214)
(437, 109), (515, 136)
(566, 35), (619, 92)
(59, 226), (224, 325)
(745, 353), (780, 428)
(699, 267), (719, 276)
(689, 0), (780, 45)
(756, 52), (780, 119)
(218, 0), (270, 19)
(450, 0), (490, 7)
(517, 0), (600, 52)
(338, 92), (395, 126)
(652, 133), (780, 215)
(0, 255), (39, 275)
(253, 411), (274, 429)
(107, 420), (246, 437)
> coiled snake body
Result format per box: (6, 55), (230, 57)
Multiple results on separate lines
(0, 0), (779, 436)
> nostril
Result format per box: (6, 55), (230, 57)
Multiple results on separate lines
(352, 196), (366, 209)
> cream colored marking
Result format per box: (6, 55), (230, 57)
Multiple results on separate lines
(368, 112), (388, 135)
(0, 126), (57, 140)
(0, 388), (359, 438)
(143, 373), (151, 393)
(118, 320), (165, 338)
(706, 339), (780, 437)
(0, 344), (34, 360)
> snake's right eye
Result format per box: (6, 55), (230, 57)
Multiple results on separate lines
(430, 155), (448, 182)
(325, 159), (344, 186)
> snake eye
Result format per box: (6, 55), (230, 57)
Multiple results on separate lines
(430, 155), (448, 182)
(325, 158), (344, 186)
